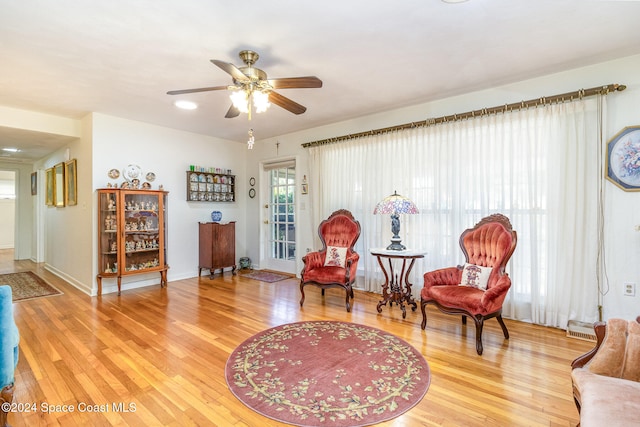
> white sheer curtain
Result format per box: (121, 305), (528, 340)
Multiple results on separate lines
(308, 98), (603, 327)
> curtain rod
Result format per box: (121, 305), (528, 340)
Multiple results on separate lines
(302, 83), (626, 148)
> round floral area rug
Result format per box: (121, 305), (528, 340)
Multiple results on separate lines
(225, 321), (430, 426)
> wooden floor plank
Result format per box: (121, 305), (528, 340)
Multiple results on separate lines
(2, 250), (590, 426)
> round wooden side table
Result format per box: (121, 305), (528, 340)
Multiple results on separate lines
(370, 248), (426, 318)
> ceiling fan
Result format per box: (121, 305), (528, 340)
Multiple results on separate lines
(167, 50), (322, 119)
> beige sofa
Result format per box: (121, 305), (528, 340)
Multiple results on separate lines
(571, 316), (640, 427)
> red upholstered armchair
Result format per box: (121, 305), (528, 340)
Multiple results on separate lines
(300, 209), (361, 312)
(420, 214), (517, 355)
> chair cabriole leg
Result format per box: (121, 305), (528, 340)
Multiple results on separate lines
(474, 316), (484, 355)
(299, 281), (306, 307)
(497, 314), (509, 339)
(420, 300), (428, 329)
(345, 286), (352, 312)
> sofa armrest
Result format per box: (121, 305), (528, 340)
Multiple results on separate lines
(301, 251), (325, 272)
(571, 322), (607, 370)
(346, 251), (359, 264)
(423, 266), (462, 289)
(481, 275), (512, 313)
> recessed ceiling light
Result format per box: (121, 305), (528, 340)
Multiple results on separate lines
(2, 148), (19, 153)
(174, 100), (198, 110)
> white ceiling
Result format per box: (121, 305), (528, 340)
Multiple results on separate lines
(1, 0), (640, 162)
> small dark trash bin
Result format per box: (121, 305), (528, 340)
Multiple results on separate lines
(239, 257), (251, 269)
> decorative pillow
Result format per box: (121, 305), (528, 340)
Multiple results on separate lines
(459, 263), (492, 290)
(324, 246), (348, 268)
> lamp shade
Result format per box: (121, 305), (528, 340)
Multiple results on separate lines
(373, 191), (419, 215)
(374, 191), (418, 251)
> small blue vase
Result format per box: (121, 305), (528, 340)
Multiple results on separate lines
(211, 210), (222, 222)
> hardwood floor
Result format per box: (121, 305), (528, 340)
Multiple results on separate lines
(1, 249), (591, 426)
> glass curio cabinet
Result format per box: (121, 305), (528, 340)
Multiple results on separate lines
(97, 188), (169, 295)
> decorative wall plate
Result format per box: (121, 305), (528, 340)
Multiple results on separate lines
(108, 168), (120, 179)
(249, 177), (256, 186)
(145, 172), (156, 182)
(249, 188), (256, 198)
(607, 126), (640, 191)
(123, 164), (141, 182)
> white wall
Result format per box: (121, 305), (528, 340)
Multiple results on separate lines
(1, 106), (82, 263)
(0, 162), (33, 259)
(246, 54), (640, 321)
(27, 112), (247, 296)
(34, 114), (93, 293)
(0, 105), (81, 137)
(3, 54), (639, 320)
(91, 114), (247, 295)
(0, 171), (15, 249)
(600, 76), (640, 321)
(0, 199), (15, 249)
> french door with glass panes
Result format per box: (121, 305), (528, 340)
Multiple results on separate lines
(263, 163), (296, 274)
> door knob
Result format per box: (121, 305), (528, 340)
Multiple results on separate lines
(263, 220), (269, 224)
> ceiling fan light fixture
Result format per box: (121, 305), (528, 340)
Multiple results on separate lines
(168, 50), (322, 120)
(230, 88), (271, 117)
(230, 90), (249, 113)
(253, 90), (271, 113)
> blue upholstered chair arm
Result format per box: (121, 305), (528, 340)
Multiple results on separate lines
(0, 286), (19, 388)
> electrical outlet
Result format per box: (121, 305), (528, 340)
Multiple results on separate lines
(624, 282), (636, 297)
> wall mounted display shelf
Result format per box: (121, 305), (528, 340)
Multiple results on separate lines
(186, 171), (235, 202)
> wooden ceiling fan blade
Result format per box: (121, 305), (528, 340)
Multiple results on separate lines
(211, 59), (249, 83)
(225, 105), (240, 118)
(269, 91), (307, 115)
(268, 76), (323, 89)
(166, 86), (228, 95)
